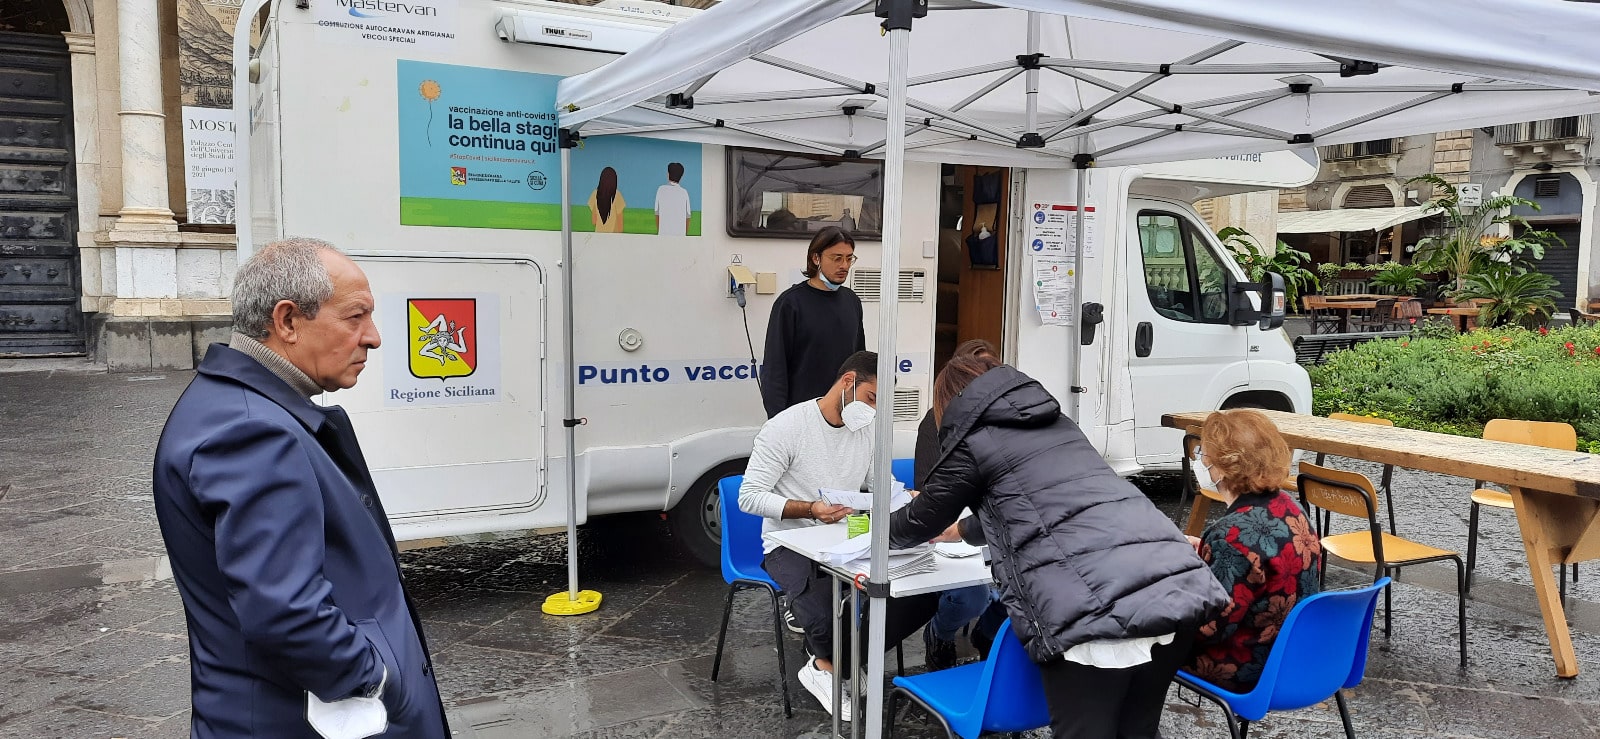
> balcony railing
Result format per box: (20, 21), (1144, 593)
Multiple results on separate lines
(1325, 139), (1396, 160)
(1495, 116), (1589, 145)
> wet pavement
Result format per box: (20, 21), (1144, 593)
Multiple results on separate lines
(2, 365), (1599, 738)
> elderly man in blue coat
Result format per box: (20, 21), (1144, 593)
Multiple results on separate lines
(153, 238), (448, 738)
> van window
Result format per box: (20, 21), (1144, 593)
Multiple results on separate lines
(1136, 211), (1231, 324)
(726, 148), (884, 239)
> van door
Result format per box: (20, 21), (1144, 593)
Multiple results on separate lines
(1125, 201), (1251, 465)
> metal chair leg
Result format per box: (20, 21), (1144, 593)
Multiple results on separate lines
(1465, 501), (1480, 595)
(886, 690), (898, 738)
(711, 584), (737, 681)
(896, 643), (905, 677)
(1453, 556), (1468, 668)
(1239, 719), (1251, 739)
(1382, 567), (1393, 638)
(761, 585), (787, 713)
(1335, 690), (1357, 739)
(1560, 563), (1567, 607)
(1381, 465), (1398, 536)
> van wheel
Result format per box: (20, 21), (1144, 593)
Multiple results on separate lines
(667, 460), (747, 569)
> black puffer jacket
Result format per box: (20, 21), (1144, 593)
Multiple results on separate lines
(890, 365), (1229, 663)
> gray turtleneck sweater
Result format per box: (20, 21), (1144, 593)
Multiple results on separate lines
(228, 333), (323, 399)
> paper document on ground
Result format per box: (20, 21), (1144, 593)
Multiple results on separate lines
(818, 482), (909, 511)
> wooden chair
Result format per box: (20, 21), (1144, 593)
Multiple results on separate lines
(1298, 462), (1469, 668)
(1394, 300), (1424, 328)
(1179, 432), (1230, 537)
(1319, 414), (1401, 536)
(1302, 296), (1340, 335)
(1466, 420), (1580, 603)
(1354, 298), (1397, 332)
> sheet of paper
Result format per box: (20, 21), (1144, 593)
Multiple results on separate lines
(1032, 256), (1075, 326)
(818, 481), (909, 511)
(934, 541), (984, 559)
(1028, 202), (1097, 260)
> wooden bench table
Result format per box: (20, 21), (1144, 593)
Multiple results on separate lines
(1427, 306), (1480, 333)
(1163, 409), (1600, 679)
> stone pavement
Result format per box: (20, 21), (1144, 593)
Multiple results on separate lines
(2, 366), (1599, 738)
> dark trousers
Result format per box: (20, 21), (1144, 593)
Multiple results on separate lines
(764, 547), (941, 674)
(1036, 631), (1194, 739)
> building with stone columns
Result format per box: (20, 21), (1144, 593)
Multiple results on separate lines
(1, 0), (240, 369)
(0, 0), (714, 370)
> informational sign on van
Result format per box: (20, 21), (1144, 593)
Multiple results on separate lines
(312, 0), (459, 50)
(1027, 202), (1097, 258)
(396, 61), (702, 234)
(1032, 256), (1075, 326)
(575, 353), (929, 388)
(180, 107), (236, 225)
(383, 294), (503, 407)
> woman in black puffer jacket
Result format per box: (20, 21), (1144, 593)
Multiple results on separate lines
(890, 355), (1228, 739)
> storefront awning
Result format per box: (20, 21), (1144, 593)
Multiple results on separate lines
(1276, 205), (1434, 234)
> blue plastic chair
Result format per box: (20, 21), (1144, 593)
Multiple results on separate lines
(1174, 577), (1392, 739)
(709, 475), (792, 717)
(886, 618), (1050, 739)
(891, 458), (916, 489)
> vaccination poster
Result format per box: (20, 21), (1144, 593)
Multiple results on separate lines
(397, 60), (702, 235)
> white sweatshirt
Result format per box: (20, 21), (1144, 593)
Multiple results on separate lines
(738, 399), (876, 553)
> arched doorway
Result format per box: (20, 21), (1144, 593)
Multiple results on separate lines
(0, 1), (79, 355)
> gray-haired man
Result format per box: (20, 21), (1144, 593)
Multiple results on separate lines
(153, 238), (449, 738)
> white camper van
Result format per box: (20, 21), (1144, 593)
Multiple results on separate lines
(239, 0), (1313, 566)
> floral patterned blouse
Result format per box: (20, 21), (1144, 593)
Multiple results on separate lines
(1186, 490), (1323, 692)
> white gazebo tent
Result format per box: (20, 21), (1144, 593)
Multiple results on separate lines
(552, 1), (1600, 734)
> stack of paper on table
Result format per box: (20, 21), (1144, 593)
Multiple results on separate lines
(814, 535), (938, 579)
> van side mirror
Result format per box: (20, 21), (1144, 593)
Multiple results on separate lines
(1229, 272), (1286, 330)
(1258, 272), (1286, 330)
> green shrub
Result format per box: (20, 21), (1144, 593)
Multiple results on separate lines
(1310, 323), (1600, 449)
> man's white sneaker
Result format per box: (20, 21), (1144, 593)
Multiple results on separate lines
(798, 658), (853, 722)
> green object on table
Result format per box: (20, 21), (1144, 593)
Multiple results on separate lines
(846, 513), (871, 539)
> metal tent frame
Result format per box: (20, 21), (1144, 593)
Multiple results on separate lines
(554, 2), (1600, 738)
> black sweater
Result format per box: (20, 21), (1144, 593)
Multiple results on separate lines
(761, 282), (866, 418)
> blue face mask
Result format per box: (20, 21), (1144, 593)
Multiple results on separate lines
(817, 271), (843, 291)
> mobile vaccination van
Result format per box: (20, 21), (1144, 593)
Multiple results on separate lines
(237, 0), (1313, 565)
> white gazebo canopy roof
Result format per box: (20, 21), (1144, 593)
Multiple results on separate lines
(557, 0), (1600, 167)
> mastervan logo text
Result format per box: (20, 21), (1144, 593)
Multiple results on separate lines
(408, 298), (477, 380)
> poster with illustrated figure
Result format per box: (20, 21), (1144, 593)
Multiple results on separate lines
(397, 60), (702, 234)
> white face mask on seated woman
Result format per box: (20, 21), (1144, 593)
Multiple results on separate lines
(1192, 449), (1221, 492)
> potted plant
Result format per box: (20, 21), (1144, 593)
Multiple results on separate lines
(1408, 174), (1564, 294)
(1371, 263), (1426, 296)
(1455, 268), (1563, 329)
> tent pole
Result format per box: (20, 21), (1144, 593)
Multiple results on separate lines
(1023, 12), (1040, 141)
(866, 1), (917, 737)
(1067, 160), (1091, 423)
(543, 136), (601, 616)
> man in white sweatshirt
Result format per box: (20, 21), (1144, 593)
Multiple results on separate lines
(739, 351), (941, 720)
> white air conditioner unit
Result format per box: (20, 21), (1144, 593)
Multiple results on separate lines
(495, 9), (666, 55)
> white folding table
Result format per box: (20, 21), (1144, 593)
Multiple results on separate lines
(764, 523), (994, 739)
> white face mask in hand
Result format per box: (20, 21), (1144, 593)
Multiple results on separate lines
(841, 381), (876, 432)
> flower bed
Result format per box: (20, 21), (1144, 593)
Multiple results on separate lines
(1310, 320), (1600, 452)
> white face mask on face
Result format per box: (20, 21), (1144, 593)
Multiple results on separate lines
(1193, 451), (1221, 492)
(842, 382), (876, 432)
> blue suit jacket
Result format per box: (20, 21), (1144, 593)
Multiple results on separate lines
(153, 345), (448, 738)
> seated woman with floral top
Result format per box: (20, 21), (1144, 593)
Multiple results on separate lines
(1184, 409), (1323, 692)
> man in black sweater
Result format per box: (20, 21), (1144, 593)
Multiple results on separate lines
(761, 226), (867, 418)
